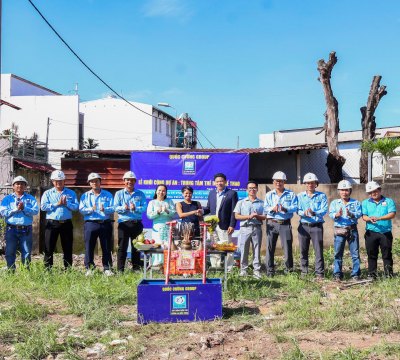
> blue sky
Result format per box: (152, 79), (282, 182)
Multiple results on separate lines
(3, 0), (400, 149)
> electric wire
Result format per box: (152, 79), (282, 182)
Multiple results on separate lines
(28, 0), (218, 149)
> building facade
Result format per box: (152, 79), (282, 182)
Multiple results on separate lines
(79, 96), (177, 150)
(259, 126), (400, 183)
(0, 74), (82, 168)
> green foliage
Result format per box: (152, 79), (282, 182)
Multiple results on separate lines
(83, 137), (99, 150)
(361, 137), (400, 182)
(361, 137), (400, 158)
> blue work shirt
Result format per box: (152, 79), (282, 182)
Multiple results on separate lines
(297, 191), (328, 224)
(79, 189), (115, 221)
(0, 192), (39, 225)
(264, 188), (298, 220)
(234, 197), (264, 226)
(114, 188), (147, 223)
(329, 198), (362, 227)
(41, 187), (79, 220)
(362, 196), (396, 233)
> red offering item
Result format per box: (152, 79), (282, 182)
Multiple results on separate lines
(163, 250), (204, 275)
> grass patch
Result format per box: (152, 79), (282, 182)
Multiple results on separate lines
(0, 249), (399, 359)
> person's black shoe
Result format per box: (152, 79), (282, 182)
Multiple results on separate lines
(351, 275), (361, 282)
(334, 275), (342, 282)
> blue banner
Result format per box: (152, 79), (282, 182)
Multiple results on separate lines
(131, 152), (249, 201)
(129, 151), (249, 232)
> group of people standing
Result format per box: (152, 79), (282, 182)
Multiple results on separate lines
(0, 171), (238, 275)
(236, 171), (396, 281)
(0, 169), (396, 281)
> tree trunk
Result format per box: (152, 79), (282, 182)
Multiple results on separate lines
(317, 51), (345, 183)
(359, 76), (387, 183)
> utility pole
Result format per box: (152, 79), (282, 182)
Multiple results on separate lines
(0, 0), (2, 130)
(45, 118), (50, 162)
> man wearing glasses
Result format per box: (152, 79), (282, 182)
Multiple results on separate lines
(234, 181), (266, 279)
(264, 171), (298, 277)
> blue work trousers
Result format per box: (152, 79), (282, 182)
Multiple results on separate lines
(5, 225), (32, 269)
(333, 229), (361, 278)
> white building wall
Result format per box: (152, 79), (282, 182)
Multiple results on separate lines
(0, 74), (80, 168)
(80, 97), (174, 150)
(152, 110), (173, 147)
(1, 96), (80, 168)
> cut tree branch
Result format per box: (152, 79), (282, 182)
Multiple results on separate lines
(359, 75), (387, 183)
(317, 51), (345, 183)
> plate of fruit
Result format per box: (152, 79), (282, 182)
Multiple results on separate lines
(133, 239), (158, 250)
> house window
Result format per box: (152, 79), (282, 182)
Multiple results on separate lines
(166, 123), (170, 136)
(159, 119), (162, 133)
(154, 117), (157, 132)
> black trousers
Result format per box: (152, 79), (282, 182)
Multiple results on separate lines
(364, 230), (393, 276)
(84, 221), (113, 270)
(44, 220), (73, 269)
(298, 223), (324, 276)
(117, 220), (143, 271)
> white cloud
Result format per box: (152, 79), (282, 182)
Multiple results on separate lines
(142, 0), (194, 21)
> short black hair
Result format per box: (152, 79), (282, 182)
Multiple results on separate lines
(214, 173), (226, 181)
(247, 180), (258, 187)
(181, 185), (194, 193)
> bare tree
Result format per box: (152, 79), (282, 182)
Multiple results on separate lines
(359, 76), (387, 183)
(317, 51), (345, 183)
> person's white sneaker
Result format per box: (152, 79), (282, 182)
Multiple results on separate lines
(104, 269), (114, 277)
(253, 271), (262, 280)
(239, 270), (247, 277)
(85, 269), (94, 277)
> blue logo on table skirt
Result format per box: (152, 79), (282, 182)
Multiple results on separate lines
(172, 294), (188, 309)
(183, 160), (196, 175)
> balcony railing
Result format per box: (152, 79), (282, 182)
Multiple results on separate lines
(0, 135), (49, 163)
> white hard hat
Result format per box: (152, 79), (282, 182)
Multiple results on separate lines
(303, 172), (318, 183)
(87, 173), (102, 182)
(366, 181), (381, 193)
(337, 180), (352, 190)
(123, 171), (136, 179)
(50, 170), (66, 181)
(12, 175), (28, 185)
(272, 171), (287, 181)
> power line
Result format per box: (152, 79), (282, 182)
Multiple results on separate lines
(28, 0), (168, 124)
(194, 124), (216, 148)
(28, 0), (217, 149)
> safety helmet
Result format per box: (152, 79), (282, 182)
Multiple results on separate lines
(123, 171), (136, 180)
(12, 175), (28, 185)
(272, 171), (287, 181)
(50, 170), (66, 181)
(337, 180), (352, 190)
(303, 172), (318, 183)
(87, 173), (102, 182)
(366, 181), (381, 193)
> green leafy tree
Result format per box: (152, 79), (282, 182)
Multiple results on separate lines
(83, 138), (99, 150)
(361, 137), (400, 183)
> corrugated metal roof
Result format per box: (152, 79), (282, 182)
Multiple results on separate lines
(14, 159), (54, 173)
(62, 158), (130, 188)
(55, 143), (327, 157)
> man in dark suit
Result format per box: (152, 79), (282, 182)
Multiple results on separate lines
(204, 173), (238, 267)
